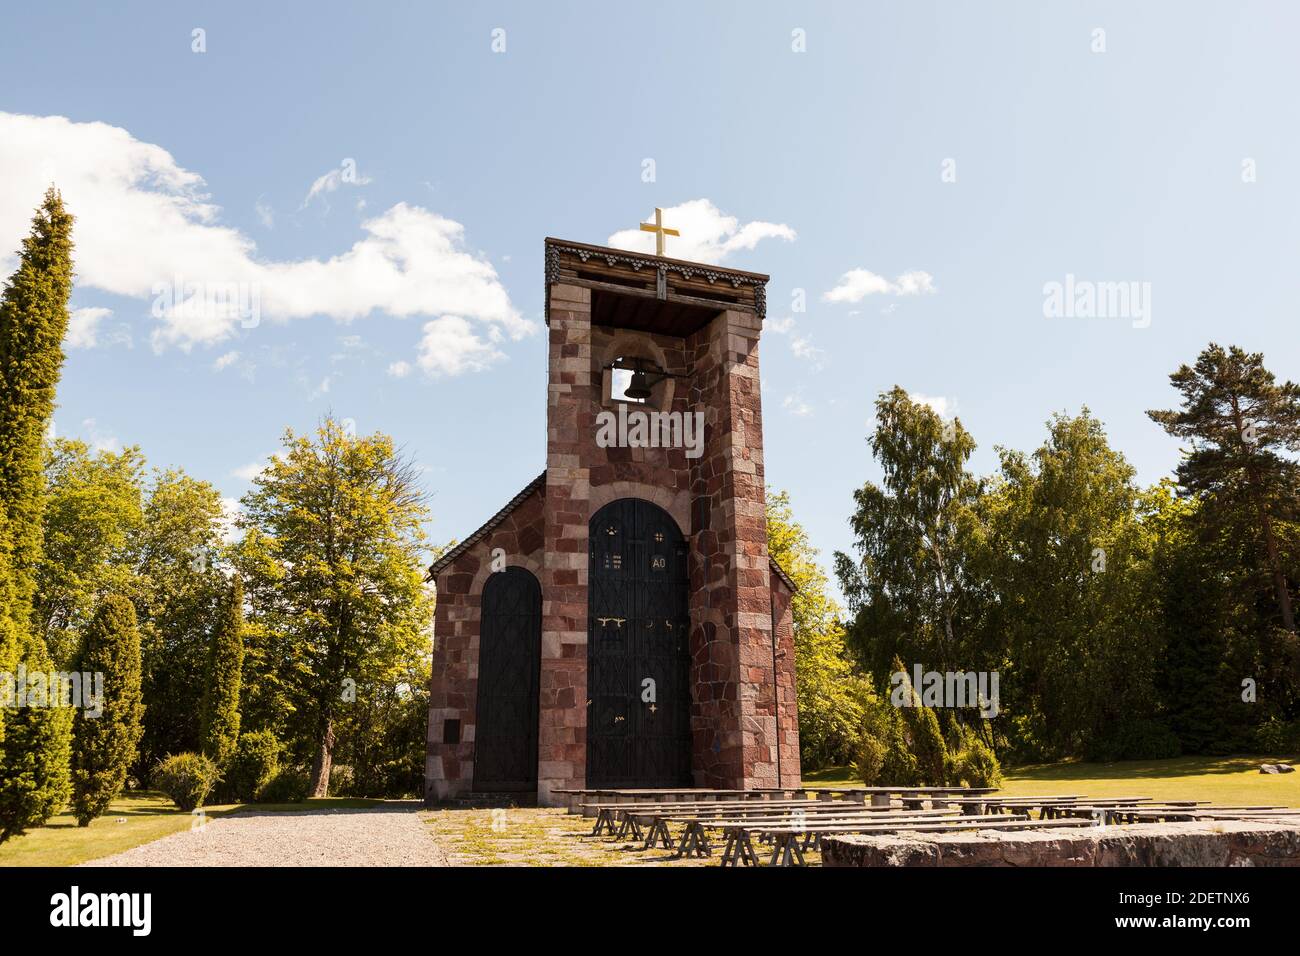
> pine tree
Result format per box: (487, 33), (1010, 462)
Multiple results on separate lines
(200, 577), (244, 766)
(1148, 344), (1300, 640)
(0, 189), (76, 841)
(72, 596), (144, 826)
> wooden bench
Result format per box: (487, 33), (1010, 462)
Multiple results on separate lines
(578, 796), (860, 838)
(606, 799), (884, 844)
(636, 806), (961, 856)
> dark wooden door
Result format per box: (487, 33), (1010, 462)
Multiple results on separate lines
(473, 567), (541, 792)
(587, 498), (692, 788)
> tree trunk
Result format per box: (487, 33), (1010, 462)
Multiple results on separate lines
(309, 716), (335, 798)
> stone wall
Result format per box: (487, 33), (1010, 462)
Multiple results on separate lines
(820, 820), (1300, 867)
(683, 308), (781, 790)
(770, 577), (801, 787)
(425, 486), (544, 802)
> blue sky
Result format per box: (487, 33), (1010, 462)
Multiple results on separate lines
(1, 2), (1297, 594)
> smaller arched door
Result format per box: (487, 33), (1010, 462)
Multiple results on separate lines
(473, 567), (541, 792)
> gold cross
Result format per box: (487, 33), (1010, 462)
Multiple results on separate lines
(639, 207), (680, 257)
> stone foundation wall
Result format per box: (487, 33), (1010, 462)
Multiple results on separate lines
(821, 820), (1300, 867)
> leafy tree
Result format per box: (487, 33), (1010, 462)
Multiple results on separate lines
(200, 577), (244, 765)
(983, 411), (1168, 760)
(1148, 344), (1300, 642)
(765, 489), (871, 768)
(36, 439), (145, 667)
(836, 388), (982, 681)
(334, 658), (430, 797)
(0, 189), (76, 840)
(132, 469), (228, 777)
(234, 419), (433, 797)
(71, 596), (144, 826)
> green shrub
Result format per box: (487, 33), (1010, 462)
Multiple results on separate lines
(949, 728), (1003, 788)
(902, 701), (949, 786)
(259, 767), (311, 803)
(1251, 717), (1300, 756)
(153, 753), (220, 811)
(878, 714), (922, 786)
(223, 731), (280, 802)
(853, 733), (887, 786)
(863, 697), (921, 786)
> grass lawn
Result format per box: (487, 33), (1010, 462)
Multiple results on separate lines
(425, 806), (783, 867)
(0, 792), (385, 867)
(805, 754), (1300, 807)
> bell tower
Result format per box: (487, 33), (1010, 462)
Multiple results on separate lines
(537, 232), (800, 803)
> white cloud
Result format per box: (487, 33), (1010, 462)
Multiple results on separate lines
(255, 199), (274, 229)
(218, 496), (243, 544)
(767, 315), (795, 334)
(387, 360), (412, 378)
(0, 113), (532, 355)
(232, 460), (266, 481)
(783, 394), (813, 417)
(824, 268), (937, 303)
(66, 306), (113, 349)
(893, 271), (936, 296)
(212, 350), (240, 371)
(791, 335), (824, 363)
(302, 161), (372, 208)
(79, 417), (119, 453)
(909, 392), (956, 418)
(416, 315), (506, 377)
(606, 199), (794, 264)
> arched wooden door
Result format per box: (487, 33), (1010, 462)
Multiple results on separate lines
(587, 498), (692, 788)
(473, 567), (541, 792)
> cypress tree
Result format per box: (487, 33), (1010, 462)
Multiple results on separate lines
(72, 596), (144, 826)
(0, 189), (76, 841)
(200, 577), (244, 766)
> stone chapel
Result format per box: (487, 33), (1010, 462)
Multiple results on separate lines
(424, 234), (801, 805)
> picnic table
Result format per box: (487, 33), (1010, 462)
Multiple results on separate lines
(581, 797), (868, 840)
(1113, 805), (1294, 824)
(555, 788), (822, 816)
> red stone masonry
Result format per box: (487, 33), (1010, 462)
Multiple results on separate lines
(424, 483), (544, 801)
(425, 240), (802, 804)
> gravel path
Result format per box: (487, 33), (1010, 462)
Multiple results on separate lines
(86, 803), (451, 867)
